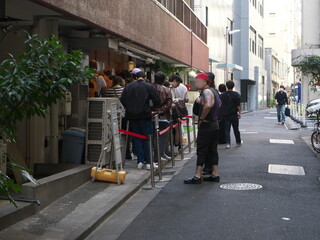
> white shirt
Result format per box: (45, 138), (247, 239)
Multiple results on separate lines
(173, 83), (189, 101)
(96, 76), (107, 93)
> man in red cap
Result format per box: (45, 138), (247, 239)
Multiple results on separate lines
(184, 72), (221, 184)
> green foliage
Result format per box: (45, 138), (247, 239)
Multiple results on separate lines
(0, 158), (24, 207)
(295, 55), (320, 91)
(156, 60), (188, 77)
(0, 32), (94, 206)
(268, 99), (276, 107)
(0, 32), (94, 141)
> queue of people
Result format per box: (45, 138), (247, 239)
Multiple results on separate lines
(87, 62), (243, 183)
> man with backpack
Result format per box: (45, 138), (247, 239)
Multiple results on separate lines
(184, 73), (220, 184)
(220, 80), (242, 149)
(120, 68), (160, 170)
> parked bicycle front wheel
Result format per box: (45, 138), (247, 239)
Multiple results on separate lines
(311, 131), (320, 153)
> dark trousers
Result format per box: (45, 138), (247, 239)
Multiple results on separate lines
(130, 119), (153, 164)
(224, 115), (241, 144)
(154, 121), (170, 162)
(197, 123), (219, 167)
(218, 119), (226, 144)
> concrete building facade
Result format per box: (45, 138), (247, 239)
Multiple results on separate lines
(264, 0), (301, 105)
(292, 0), (320, 106)
(195, 0), (267, 111)
(0, 0), (209, 168)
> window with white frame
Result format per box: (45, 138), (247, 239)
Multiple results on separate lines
(227, 18), (234, 46)
(250, 26), (257, 55)
(258, 35), (264, 59)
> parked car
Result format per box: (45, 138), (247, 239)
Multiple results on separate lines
(306, 99), (320, 116)
(307, 98), (320, 109)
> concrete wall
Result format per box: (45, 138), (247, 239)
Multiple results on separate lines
(302, 0), (320, 48)
(291, 0), (320, 105)
(32, 0), (209, 71)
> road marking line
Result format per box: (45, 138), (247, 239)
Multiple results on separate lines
(268, 164), (305, 175)
(269, 139), (294, 144)
(264, 117), (277, 119)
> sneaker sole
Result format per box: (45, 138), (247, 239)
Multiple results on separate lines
(184, 181), (201, 184)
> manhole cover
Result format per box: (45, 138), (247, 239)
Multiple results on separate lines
(220, 183), (263, 191)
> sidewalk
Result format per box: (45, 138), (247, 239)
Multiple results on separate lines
(0, 158), (153, 240)
(0, 147), (196, 240)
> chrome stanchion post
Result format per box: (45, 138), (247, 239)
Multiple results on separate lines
(155, 115), (162, 180)
(169, 122), (175, 167)
(302, 104), (307, 127)
(179, 119), (184, 160)
(192, 115), (197, 148)
(148, 135), (155, 188)
(186, 118), (191, 153)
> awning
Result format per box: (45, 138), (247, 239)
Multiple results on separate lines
(209, 55), (221, 63)
(215, 63), (243, 71)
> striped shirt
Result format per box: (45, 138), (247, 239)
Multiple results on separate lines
(105, 87), (124, 98)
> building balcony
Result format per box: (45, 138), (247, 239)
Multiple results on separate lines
(291, 48), (320, 66)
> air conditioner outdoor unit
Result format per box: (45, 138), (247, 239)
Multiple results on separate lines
(85, 98), (121, 165)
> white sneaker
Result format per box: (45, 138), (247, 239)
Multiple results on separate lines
(236, 140), (243, 147)
(137, 162), (144, 169)
(161, 157), (167, 161)
(226, 144), (231, 149)
(173, 146), (180, 154)
(146, 163), (158, 170)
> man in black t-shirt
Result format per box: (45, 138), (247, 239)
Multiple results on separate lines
(220, 81), (242, 149)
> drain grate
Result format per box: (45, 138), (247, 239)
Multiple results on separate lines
(220, 183), (263, 191)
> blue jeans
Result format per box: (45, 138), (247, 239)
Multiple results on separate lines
(224, 115), (241, 144)
(130, 119), (153, 164)
(277, 104), (285, 122)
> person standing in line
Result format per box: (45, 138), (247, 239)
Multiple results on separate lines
(202, 72), (220, 176)
(184, 73), (220, 184)
(220, 80), (242, 149)
(105, 76), (125, 98)
(218, 83), (227, 145)
(152, 72), (172, 163)
(169, 74), (189, 153)
(275, 85), (288, 125)
(88, 60), (107, 97)
(102, 70), (113, 89)
(120, 68), (160, 170)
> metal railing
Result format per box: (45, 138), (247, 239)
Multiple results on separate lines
(156, 0), (207, 43)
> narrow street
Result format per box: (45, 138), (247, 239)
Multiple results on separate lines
(89, 109), (320, 240)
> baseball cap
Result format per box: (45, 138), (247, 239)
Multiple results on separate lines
(131, 68), (142, 75)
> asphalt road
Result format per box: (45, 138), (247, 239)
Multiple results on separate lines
(109, 109), (320, 240)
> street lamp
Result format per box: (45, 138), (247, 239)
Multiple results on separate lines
(225, 27), (241, 82)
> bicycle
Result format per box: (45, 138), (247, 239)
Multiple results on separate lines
(311, 110), (320, 153)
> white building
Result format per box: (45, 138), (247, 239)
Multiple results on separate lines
(195, 0), (267, 111)
(264, 0), (301, 104)
(291, 0), (320, 105)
